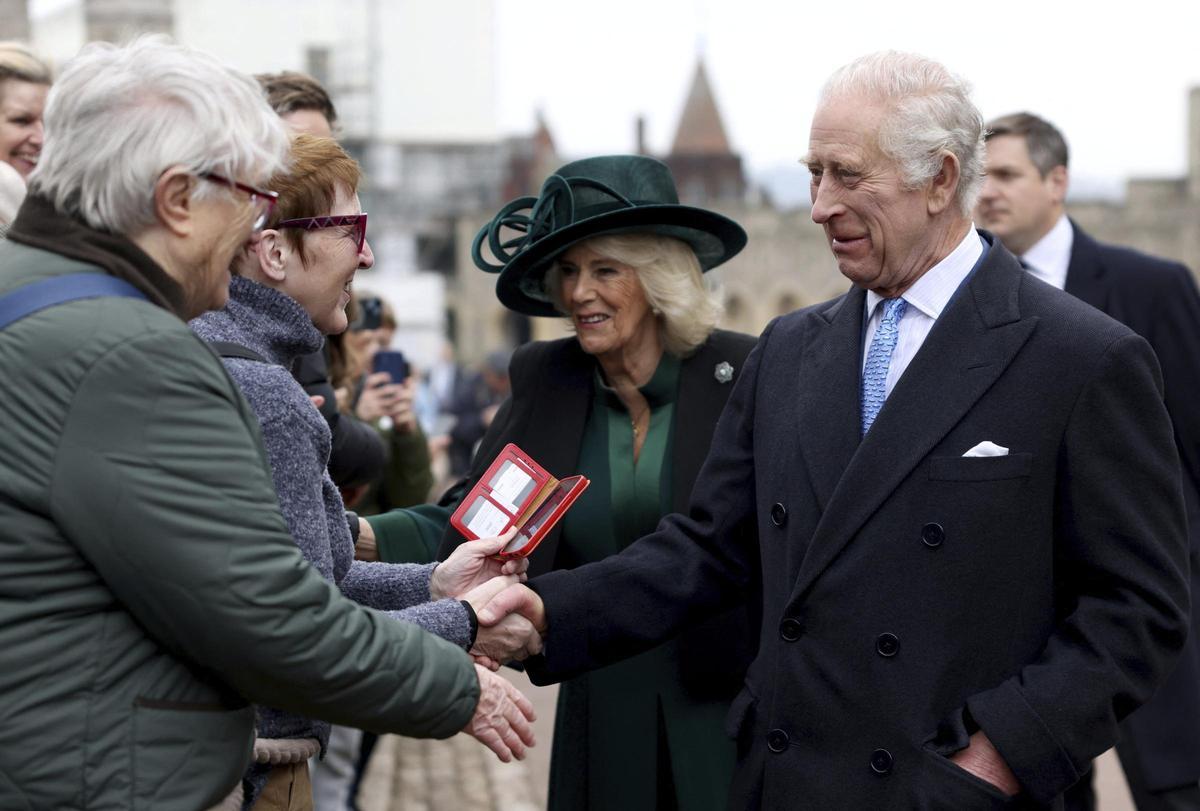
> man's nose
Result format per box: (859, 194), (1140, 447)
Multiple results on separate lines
(978, 175), (998, 202)
(810, 176), (840, 225)
(359, 239), (375, 270)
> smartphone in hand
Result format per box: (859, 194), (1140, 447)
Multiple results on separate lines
(372, 350), (410, 384)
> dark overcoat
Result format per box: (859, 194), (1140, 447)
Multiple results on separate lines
(526, 236), (1190, 810)
(440, 329), (760, 700)
(1063, 221), (1200, 794)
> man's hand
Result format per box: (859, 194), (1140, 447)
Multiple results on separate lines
(462, 664), (537, 762)
(459, 576), (537, 669)
(429, 530), (529, 600)
(948, 731), (1020, 796)
(354, 516), (378, 562)
(470, 612), (542, 670)
(477, 583), (548, 635)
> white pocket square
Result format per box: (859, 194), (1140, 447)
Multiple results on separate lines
(962, 441), (1009, 458)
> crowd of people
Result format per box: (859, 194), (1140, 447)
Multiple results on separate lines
(0, 32), (1198, 811)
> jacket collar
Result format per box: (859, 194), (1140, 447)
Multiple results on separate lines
(1063, 219), (1109, 310)
(6, 193), (189, 318)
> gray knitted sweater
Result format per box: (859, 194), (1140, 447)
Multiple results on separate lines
(190, 278), (470, 748)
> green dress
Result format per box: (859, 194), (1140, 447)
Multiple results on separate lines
(547, 355), (735, 811)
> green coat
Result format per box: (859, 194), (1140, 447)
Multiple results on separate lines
(0, 239), (478, 811)
(371, 332), (759, 810)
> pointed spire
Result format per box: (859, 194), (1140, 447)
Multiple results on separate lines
(533, 108), (556, 153)
(670, 58), (733, 156)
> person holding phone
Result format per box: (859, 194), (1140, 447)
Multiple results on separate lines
(343, 294), (437, 516)
(190, 134), (540, 809)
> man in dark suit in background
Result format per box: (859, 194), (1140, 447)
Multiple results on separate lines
(978, 111), (1200, 811)
(478, 52), (1191, 809)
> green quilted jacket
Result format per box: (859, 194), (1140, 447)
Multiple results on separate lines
(0, 239), (478, 811)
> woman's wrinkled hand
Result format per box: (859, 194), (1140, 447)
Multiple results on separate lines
(429, 529), (529, 600)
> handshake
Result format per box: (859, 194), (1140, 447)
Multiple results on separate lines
(427, 528), (548, 762)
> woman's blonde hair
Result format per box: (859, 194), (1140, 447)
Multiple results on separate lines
(0, 42), (52, 90)
(548, 233), (723, 356)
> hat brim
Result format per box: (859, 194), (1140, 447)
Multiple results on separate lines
(494, 204), (748, 317)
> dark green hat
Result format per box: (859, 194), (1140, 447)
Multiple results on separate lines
(472, 155), (748, 317)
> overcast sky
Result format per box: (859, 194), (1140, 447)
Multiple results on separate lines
(494, 0), (1200, 198)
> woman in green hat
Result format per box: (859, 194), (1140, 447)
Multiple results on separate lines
(363, 154), (757, 810)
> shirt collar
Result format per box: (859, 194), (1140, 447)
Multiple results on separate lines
(1020, 213), (1073, 290)
(865, 224), (983, 321)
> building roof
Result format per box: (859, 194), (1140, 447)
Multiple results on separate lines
(670, 58), (733, 156)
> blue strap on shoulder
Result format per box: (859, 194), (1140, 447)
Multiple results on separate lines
(0, 273), (149, 331)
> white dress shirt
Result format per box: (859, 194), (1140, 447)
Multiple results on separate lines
(1020, 213), (1073, 291)
(862, 226), (984, 399)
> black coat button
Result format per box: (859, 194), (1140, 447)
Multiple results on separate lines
(780, 618), (803, 642)
(921, 522), (945, 548)
(767, 729), (790, 753)
(876, 633), (900, 657)
(770, 503), (787, 527)
(870, 748), (894, 774)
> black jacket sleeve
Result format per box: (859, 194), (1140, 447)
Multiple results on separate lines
(292, 348), (386, 488)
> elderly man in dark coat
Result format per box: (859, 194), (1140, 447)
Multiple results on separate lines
(477, 51), (1190, 810)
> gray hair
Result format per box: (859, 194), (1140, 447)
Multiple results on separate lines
(29, 36), (290, 236)
(985, 112), (1069, 177)
(547, 233), (723, 357)
(821, 51), (985, 216)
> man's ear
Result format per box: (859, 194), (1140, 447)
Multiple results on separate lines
(1046, 165), (1069, 206)
(926, 152), (962, 216)
(253, 230), (289, 283)
(153, 167), (196, 238)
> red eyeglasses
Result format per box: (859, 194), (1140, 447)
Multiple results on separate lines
(199, 172), (278, 232)
(275, 213), (369, 254)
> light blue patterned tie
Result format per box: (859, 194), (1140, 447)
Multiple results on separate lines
(861, 297), (907, 436)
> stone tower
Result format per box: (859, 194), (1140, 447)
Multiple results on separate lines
(663, 58), (746, 205)
(1189, 86), (1200, 202)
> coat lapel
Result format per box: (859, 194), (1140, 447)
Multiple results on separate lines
(520, 340), (592, 576)
(792, 287), (867, 512)
(789, 242), (1038, 603)
(672, 338), (734, 511)
(1064, 220), (1109, 311)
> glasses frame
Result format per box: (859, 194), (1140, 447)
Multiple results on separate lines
(200, 172), (279, 232)
(275, 213), (369, 254)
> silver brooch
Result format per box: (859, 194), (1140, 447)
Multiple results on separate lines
(714, 361), (734, 384)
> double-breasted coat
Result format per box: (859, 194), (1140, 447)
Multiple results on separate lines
(526, 235), (1190, 810)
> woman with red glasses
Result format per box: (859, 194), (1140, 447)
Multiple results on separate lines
(191, 133), (538, 811)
